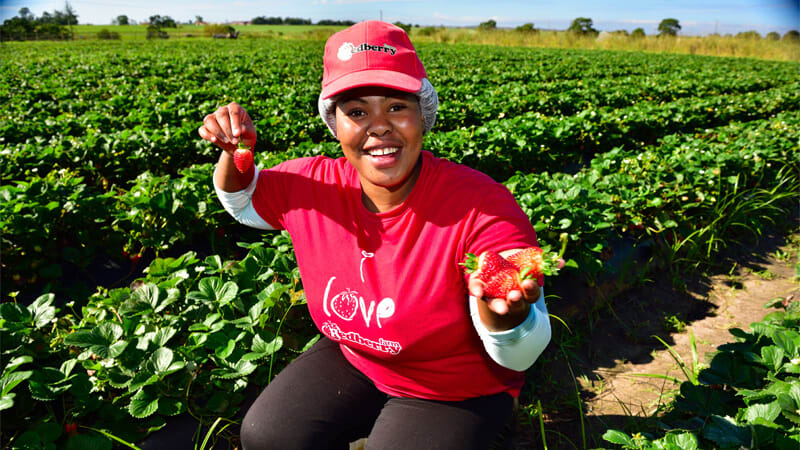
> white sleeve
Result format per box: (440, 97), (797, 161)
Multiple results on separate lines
(213, 166), (275, 230)
(469, 289), (552, 372)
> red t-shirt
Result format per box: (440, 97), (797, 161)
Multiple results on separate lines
(251, 151), (538, 400)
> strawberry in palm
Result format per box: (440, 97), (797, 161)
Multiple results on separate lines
(506, 233), (568, 281)
(461, 250), (523, 299)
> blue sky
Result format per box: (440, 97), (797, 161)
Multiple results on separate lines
(2, 1), (799, 35)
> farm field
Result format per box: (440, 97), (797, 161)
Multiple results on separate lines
(1, 37), (799, 448)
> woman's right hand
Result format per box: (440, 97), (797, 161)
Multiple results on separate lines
(199, 102), (258, 192)
(198, 102), (257, 152)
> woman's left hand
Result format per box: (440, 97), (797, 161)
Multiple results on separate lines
(467, 249), (542, 332)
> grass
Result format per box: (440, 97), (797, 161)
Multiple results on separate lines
(409, 28), (800, 61)
(67, 24), (799, 61)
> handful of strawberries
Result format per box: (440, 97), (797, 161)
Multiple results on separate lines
(462, 233), (569, 299)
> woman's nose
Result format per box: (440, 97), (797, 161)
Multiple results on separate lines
(367, 112), (392, 136)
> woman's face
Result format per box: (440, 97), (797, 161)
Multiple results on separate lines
(335, 86), (424, 204)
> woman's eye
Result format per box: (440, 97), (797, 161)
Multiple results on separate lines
(389, 103), (407, 112)
(347, 109), (365, 118)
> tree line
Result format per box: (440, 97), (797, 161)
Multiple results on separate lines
(480, 17), (800, 41)
(0, 3), (77, 41)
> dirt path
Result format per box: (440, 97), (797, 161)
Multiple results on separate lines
(514, 232), (800, 449)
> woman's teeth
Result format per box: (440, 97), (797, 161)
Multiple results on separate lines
(366, 147), (399, 156)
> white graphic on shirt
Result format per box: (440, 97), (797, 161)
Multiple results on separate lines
(359, 251), (374, 283)
(376, 298), (395, 328)
(322, 276), (396, 329)
(331, 289), (359, 321)
(322, 321), (402, 355)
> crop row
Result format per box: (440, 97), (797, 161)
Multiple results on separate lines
(3, 41), (797, 179)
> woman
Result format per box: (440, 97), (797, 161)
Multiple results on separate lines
(198, 20), (552, 450)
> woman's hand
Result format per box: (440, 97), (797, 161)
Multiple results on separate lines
(468, 248), (542, 332)
(198, 102), (257, 152)
(199, 102), (258, 192)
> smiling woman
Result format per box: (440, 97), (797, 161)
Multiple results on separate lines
(198, 20), (554, 449)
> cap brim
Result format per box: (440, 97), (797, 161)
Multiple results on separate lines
(321, 69), (422, 99)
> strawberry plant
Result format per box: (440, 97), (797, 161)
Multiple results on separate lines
(604, 297), (800, 449)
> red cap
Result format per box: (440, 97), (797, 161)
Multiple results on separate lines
(321, 21), (428, 99)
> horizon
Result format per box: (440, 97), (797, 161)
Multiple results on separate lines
(1, 1), (799, 37)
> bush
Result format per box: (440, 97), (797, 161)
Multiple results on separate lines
(417, 26), (441, 37)
(146, 25), (168, 39)
(516, 23), (537, 33)
(203, 24), (235, 37)
(478, 19), (497, 31)
(96, 28), (120, 40)
(783, 30), (799, 41)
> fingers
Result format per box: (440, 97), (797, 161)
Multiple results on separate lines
(520, 279), (541, 302)
(198, 102), (255, 151)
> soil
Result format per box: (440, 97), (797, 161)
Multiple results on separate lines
(509, 231), (800, 449)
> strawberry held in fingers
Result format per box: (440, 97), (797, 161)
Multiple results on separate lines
(462, 250), (523, 299)
(233, 141), (254, 173)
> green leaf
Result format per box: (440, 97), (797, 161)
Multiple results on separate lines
(602, 429), (634, 446)
(63, 330), (106, 348)
(157, 398), (186, 416)
(0, 394), (15, 411)
(3, 355), (33, 374)
(742, 401), (781, 424)
(761, 345), (785, 372)
(252, 335), (283, 356)
(30, 293), (56, 328)
(1, 370), (33, 396)
(65, 432), (113, 450)
(702, 415), (751, 447)
(152, 327), (177, 347)
(107, 340), (129, 358)
(129, 389), (159, 418)
(96, 321), (123, 344)
(215, 339), (236, 359)
(150, 347), (174, 373)
(664, 431), (698, 450)
(773, 330), (800, 357)
(0, 302), (31, 323)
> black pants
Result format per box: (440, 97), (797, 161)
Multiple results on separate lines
(240, 337), (514, 450)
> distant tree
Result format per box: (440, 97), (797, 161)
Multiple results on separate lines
(657, 18), (680, 37)
(735, 30), (760, 39)
(478, 19), (497, 30)
(113, 15), (130, 25)
(146, 15), (175, 39)
(515, 22), (536, 33)
(251, 16), (286, 24)
(316, 19), (355, 26)
(63, 1), (78, 25)
(393, 22), (411, 33)
(783, 30), (799, 41)
(97, 28), (120, 39)
(19, 7), (33, 21)
(284, 17), (311, 25)
(195, 16), (203, 23)
(568, 17), (598, 36)
(149, 15), (176, 28)
(630, 27), (645, 38)
(765, 31), (780, 40)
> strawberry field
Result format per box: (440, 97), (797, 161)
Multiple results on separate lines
(1, 38), (799, 448)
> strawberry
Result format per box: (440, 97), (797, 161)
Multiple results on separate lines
(233, 141), (254, 173)
(462, 250), (522, 299)
(330, 289), (359, 321)
(506, 233), (569, 280)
